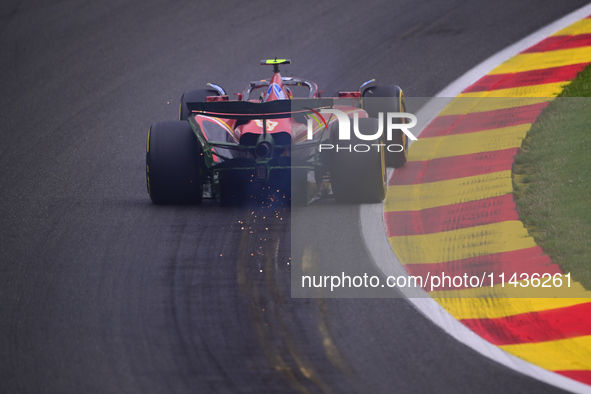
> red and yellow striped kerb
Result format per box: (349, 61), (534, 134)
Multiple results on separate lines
(385, 16), (591, 385)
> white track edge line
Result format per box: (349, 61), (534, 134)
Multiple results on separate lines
(360, 3), (591, 393)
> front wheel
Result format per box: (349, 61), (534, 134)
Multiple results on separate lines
(146, 121), (203, 204)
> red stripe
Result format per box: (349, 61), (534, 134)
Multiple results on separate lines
(419, 102), (548, 138)
(463, 64), (588, 93)
(390, 148), (517, 186)
(461, 303), (591, 346)
(401, 247), (559, 290)
(554, 370), (591, 386)
(386, 194), (518, 236)
(521, 33), (591, 53)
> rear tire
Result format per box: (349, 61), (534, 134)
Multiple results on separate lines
(329, 118), (386, 204)
(362, 85), (408, 168)
(146, 121), (203, 205)
(179, 89), (219, 120)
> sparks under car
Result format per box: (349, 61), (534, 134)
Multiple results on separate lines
(146, 59), (409, 206)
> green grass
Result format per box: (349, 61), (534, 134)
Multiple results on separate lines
(512, 65), (591, 288)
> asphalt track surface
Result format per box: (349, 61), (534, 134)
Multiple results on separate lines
(1, 1), (589, 393)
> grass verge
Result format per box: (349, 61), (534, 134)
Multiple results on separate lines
(513, 65), (591, 288)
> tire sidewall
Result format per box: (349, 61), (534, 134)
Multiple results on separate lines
(147, 121), (203, 204)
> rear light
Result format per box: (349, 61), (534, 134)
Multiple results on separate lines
(338, 91), (361, 98)
(206, 95), (230, 102)
(255, 163), (267, 181)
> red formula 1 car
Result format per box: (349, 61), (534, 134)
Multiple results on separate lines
(146, 59), (409, 205)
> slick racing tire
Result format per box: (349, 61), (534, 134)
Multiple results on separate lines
(362, 85), (408, 168)
(179, 88), (219, 121)
(329, 117), (386, 204)
(146, 121), (203, 205)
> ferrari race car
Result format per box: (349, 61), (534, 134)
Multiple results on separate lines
(146, 59), (410, 206)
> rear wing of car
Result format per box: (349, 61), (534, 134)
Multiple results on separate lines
(186, 98), (334, 120)
(186, 99), (335, 166)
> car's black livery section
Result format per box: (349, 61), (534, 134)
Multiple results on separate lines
(146, 61), (408, 205)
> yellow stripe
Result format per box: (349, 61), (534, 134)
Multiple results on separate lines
(438, 97), (554, 116)
(488, 47), (591, 74)
(265, 58), (288, 64)
(436, 297), (590, 320)
(501, 335), (591, 371)
(430, 279), (590, 298)
(388, 221), (536, 265)
(384, 17), (591, 375)
(457, 82), (568, 98)
(385, 171), (513, 212)
(206, 117), (233, 133)
(408, 124), (530, 162)
(552, 18), (591, 36)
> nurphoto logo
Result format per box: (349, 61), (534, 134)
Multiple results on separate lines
(307, 108), (418, 152)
